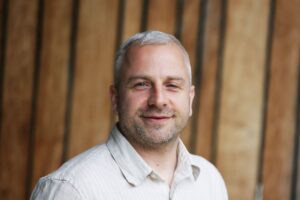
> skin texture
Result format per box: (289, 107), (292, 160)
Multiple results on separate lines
(111, 43), (195, 150)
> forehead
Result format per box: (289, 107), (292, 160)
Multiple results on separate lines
(126, 43), (184, 61)
(121, 44), (188, 80)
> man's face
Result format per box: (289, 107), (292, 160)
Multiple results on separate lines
(111, 44), (194, 149)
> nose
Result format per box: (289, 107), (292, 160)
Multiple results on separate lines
(147, 85), (167, 108)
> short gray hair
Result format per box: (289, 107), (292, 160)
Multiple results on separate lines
(114, 31), (192, 88)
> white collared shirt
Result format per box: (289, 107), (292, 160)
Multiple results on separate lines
(31, 126), (228, 200)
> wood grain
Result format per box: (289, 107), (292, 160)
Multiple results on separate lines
(262, 0), (300, 199)
(180, 0), (200, 151)
(68, 0), (119, 158)
(215, 0), (269, 199)
(0, 0), (4, 62)
(194, 0), (222, 160)
(147, 0), (177, 33)
(297, 116), (300, 200)
(0, 1), (299, 199)
(298, 128), (300, 200)
(0, 1), (38, 199)
(30, 0), (72, 190)
(122, 0), (142, 41)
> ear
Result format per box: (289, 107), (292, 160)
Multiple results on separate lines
(189, 85), (195, 116)
(110, 85), (118, 113)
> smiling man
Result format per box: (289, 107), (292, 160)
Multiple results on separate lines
(31, 31), (228, 200)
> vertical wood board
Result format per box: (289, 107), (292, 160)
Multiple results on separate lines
(262, 0), (300, 199)
(147, 0), (177, 33)
(296, 128), (300, 199)
(122, 0), (143, 41)
(194, 0), (222, 160)
(0, 1), (38, 199)
(68, 0), (119, 157)
(216, 0), (269, 199)
(0, 0), (4, 64)
(180, 0), (200, 150)
(31, 0), (72, 190)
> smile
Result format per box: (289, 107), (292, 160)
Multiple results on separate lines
(140, 115), (174, 123)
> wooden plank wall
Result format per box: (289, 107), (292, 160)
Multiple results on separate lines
(0, 0), (299, 199)
(216, 1), (269, 199)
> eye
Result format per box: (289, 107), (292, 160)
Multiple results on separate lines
(165, 82), (182, 91)
(166, 83), (179, 88)
(133, 81), (151, 89)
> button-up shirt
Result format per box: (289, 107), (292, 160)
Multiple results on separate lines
(31, 126), (228, 199)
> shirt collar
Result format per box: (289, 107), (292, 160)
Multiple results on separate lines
(176, 140), (200, 181)
(106, 126), (152, 186)
(106, 126), (200, 186)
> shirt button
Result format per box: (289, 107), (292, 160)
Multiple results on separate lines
(150, 173), (158, 179)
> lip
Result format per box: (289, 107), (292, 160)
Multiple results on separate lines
(140, 115), (173, 123)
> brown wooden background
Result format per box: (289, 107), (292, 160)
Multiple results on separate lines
(0, 0), (299, 199)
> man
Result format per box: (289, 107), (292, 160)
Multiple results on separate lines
(31, 31), (228, 199)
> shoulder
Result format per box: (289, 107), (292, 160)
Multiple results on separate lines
(50, 143), (110, 181)
(190, 154), (228, 199)
(31, 177), (82, 199)
(190, 154), (220, 174)
(190, 154), (224, 180)
(31, 143), (114, 199)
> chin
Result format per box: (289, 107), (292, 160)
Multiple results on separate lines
(143, 128), (179, 144)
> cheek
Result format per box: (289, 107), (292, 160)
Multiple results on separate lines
(119, 92), (148, 113)
(173, 95), (192, 115)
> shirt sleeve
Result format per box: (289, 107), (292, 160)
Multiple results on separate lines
(217, 173), (228, 200)
(213, 167), (228, 200)
(30, 178), (82, 200)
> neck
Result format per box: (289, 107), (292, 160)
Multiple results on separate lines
(132, 139), (179, 186)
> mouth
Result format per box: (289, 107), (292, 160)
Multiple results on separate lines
(140, 115), (174, 124)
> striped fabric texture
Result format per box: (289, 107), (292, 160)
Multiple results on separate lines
(31, 126), (228, 199)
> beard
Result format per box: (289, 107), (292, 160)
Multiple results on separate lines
(118, 105), (189, 149)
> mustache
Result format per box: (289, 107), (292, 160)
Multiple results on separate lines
(138, 106), (175, 116)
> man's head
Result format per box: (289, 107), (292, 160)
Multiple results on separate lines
(111, 31), (195, 149)
(114, 31), (192, 89)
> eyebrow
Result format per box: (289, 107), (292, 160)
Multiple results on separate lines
(166, 76), (186, 83)
(126, 76), (150, 83)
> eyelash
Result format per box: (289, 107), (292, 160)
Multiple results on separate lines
(132, 81), (181, 90)
(133, 82), (150, 88)
(166, 83), (179, 88)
